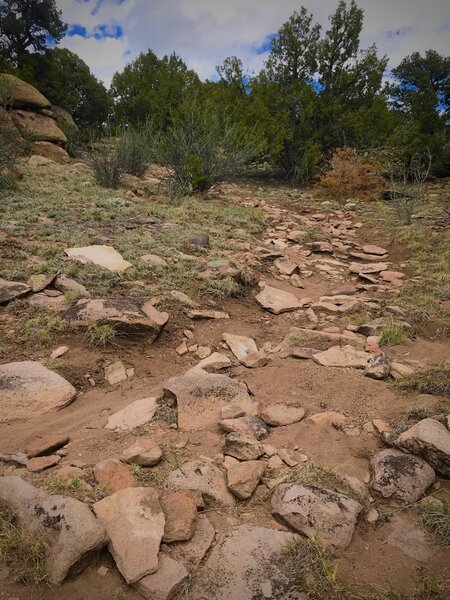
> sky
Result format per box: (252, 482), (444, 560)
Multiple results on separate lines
(57, 0), (450, 86)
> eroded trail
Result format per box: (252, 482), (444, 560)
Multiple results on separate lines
(0, 177), (449, 600)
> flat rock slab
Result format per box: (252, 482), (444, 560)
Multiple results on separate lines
(222, 333), (257, 361)
(161, 491), (197, 543)
(219, 416), (270, 440)
(0, 278), (31, 303)
(0, 476), (106, 584)
(105, 397), (158, 432)
(272, 483), (362, 549)
(227, 460), (266, 499)
(0, 361), (77, 422)
(349, 262), (388, 274)
(313, 345), (370, 369)
(370, 449), (435, 504)
(64, 245), (131, 272)
(260, 403), (305, 426)
(394, 419), (450, 478)
(190, 352), (232, 373)
(255, 284), (301, 314)
(190, 524), (295, 600)
(64, 297), (168, 344)
(187, 309), (229, 320)
(134, 555), (189, 600)
(362, 244), (388, 256)
(26, 454), (61, 472)
(93, 487), (165, 584)
(167, 514), (215, 572)
(164, 371), (256, 431)
(93, 458), (137, 492)
(121, 438), (162, 466)
(165, 460), (236, 507)
(24, 433), (69, 457)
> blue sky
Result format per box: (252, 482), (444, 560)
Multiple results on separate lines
(57, 0), (450, 86)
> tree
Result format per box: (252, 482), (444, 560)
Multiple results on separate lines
(19, 48), (110, 129)
(0, 0), (66, 68)
(110, 50), (200, 128)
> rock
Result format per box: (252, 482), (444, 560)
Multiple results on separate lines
(176, 341), (188, 355)
(0, 361), (77, 422)
(121, 438), (162, 466)
(195, 346), (211, 359)
(357, 317), (411, 337)
(272, 483), (362, 549)
(0, 476), (106, 584)
(222, 333), (257, 364)
(291, 347), (318, 359)
(106, 396), (158, 432)
(93, 487), (165, 583)
(311, 241), (333, 253)
(141, 253), (168, 267)
(188, 233), (209, 247)
(64, 297), (168, 343)
(219, 416), (270, 440)
(170, 289), (198, 307)
(308, 411), (347, 427)
(394, 419), (450, 477)
(193, 352), (231, 373)
(53, 274), (90, 298)
(28, 154), (52, 166)
(366, 508), (379, 523)
(168, 514), (215, 572)
(386, 515), (431, 562)
(220, 404), (246, 420)
(349, 262), (388, 274)
(260, 403), (305, 426)
(31, 141), (69, 163)
(274, 258), (299, 275)
(287, 230), (308, 242)
(255, 284), (301, 315)
(267, 455), (284, 471)
(223, 433), (264, 461)
(370, 449), (435, 504)
(372, 419), (391, 434)
(381, 271), (405, 282)
(165, 460), (235, 507)
(26, 454), (61, 472)
(11, 109), (66, 143)
(362, 244), (387, 256)
(93, 458), (136, 492)
(161, 491), (197, 543)
(27, 272), (57, 292)
(164, 371), (256, 431)
(313, 345), (370, 368)
(104, 361), (127, 385)
(0, 74), (50, 108)
(134, 555), (189, 600)
(277, 448), (307, 467)
(364, 355), (390, 380)
(282, 326), (365, 351)
(227, 460), (266, 499)
(365, 336), (382, 355)
(64, 245), (131, 272)
(27, 292), (65, 312)
(189, 524), (295, 600)
(24, 433), (69, 458)
(187, 309), (229, 320)
(0, 278), (31, 303)
(50, 345), (69, 359)
(290, 274), (304, 288)
(390, 362), (415, 379)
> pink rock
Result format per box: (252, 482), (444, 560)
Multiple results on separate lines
(26, 454), (61, 472)
(93, 458), (136, 491)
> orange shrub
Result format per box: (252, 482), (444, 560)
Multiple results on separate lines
(314, 148), (385, 202)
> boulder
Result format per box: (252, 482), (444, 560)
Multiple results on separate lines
(93, 487), (165, 584)
(105, 397), (158, 432)
(168, 514), (215, 572)
(64, 245), (131, 272)
(394, 419), (450, 477)
(51, 105), (78, 135)
(0, 361), (77, 422)
(272, 483), (362, 549)
(227, 460), (266, 499)
(11, 109), (66, 143)
(370, 449), (435, 504)
(0, 278), (30, 304)
(223, 432), (264, 461)
(53, 274), (90, 298)
(313, 345), (370, 368)
(189, 525), (295, 600)
(164, 371), (256, 431)
(260, 403), (305, 426)
(364, 355), (390, 380)
(161, 491), (197, 543)
(121, 438), (162, 467)
(93, 458), (137, 492)
(0, 74), (50, 109)
(63, 297), (168, 343)
(255, 284), (301, 314)
(164, 460), (236, 507)
(219, 416), (270, 440)
(0, 476), (106, 584)
(31, 141), (69, 163)
(134, 555), (189, 600)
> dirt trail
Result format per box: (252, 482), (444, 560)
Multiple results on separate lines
(0, 178), (449, 599)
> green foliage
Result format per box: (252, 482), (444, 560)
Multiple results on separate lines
(86, 323), (118, 348)
(89, 143), (124, 188)
(395, 365), (450, 397)
(0, 0), (66, 68)
(23, 315), (67, 346)
(378, 322), (405, 346)
(419, 501), (450, 547)
(117, 122), (156, 176)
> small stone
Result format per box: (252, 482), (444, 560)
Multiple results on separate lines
(365, 336), (382, 355)
(219, 416), (270, 440)
(227, 460), (266, 499)
(64, 245), (131, 273)
(366, 508), (379, 523)
(171, 290), (198, 308)
(121, 438), (162, 467)
(255, 284), (301, 315)
(106, 397), (158, 432)
(372, 419), (390, 434)
(24, 433), (69, 457)
(97, 566), (109, 576)
(184, 329), (194, 339)
(278, 448), (307, 467)
(134, 555), (189, 600)
(104, 361), (127, 385)
(262, 443), (278, 457)
(27, 454), (61, 472)
(220, 404), (246, 420)
(161, 491), (197, 543)
(290, 274), (304, 288)
(93, 458), (137, 492)
(141, 253), (168, 267)
(362, 245), (387, 256)
(308, 411), (347, 427)
(364, 355), (390, 380)
(50, 345), (69, 360)
(267, 455), (284, 471)
(187, 309), (229, 320)
(223, 433), (264, 461)
(260, 403), (305, 426)
(195, 346), (211, 359)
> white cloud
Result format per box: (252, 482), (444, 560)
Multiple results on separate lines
(56, 0), (450, 85)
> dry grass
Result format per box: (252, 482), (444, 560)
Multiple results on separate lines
(419, 501), (450, 547)
(395, 365), (450, 397)
(379, 322), (405, 346)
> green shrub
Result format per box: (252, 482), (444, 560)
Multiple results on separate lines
(90, 146), (123, 188)
(395, 365), (450, 397)
(86, 322), (118, 347)
(379, 322), (405, 346)
(117, 123), (156, 176)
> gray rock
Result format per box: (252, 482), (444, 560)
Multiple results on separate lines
(370, 449), (435, 504)
(0, 278), (30, 304)
(313, 345), (370, 369)
(64, 245), (131, 272)
(0, 476), (106, 584)
(53, 274), (90, 298)
(105, 397), (158, 432)
(134, 555), (189, 600)
(223, 433), (264, 461)
(272, 483), (362, 549)
(168, 514), (215, 572)
(364, 355), (390, 380)
(0, 361), (77, 422)
(394, 419), (450, 477)
(63, 297), (168, 343)
(165, 460), (235, 507)
(93, 487), (165, 584)
(219, 416), (270, 440)
(255, 284), (301, 315)
(260, 403), (305, 426)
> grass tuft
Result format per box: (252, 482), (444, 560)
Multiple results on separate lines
(379, 322), (405, 346)
(419, 501), (450, 547)
(203, 276), (243, 299)
(86, 322), (118, 348)
(23, 315), (67, 347)
(395, 365), (450, 397)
